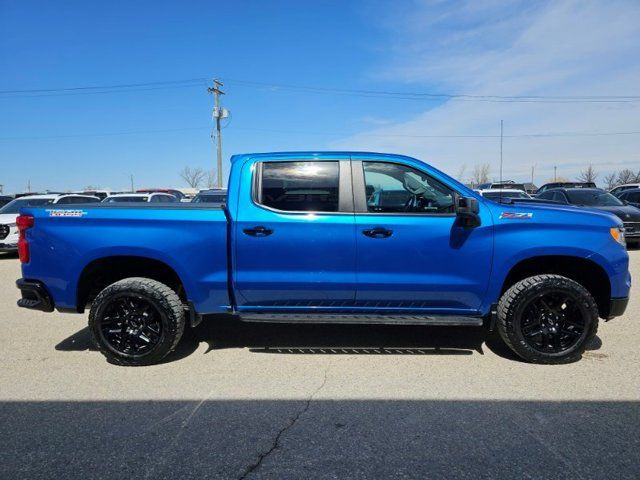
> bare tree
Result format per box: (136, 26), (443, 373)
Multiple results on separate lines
(617, 169), (636, 185)
(470, 163), (490, 186)
(547, 176), (569, 183)
(603, 173), (618, 190)
(179, 166), (206, 188)
(456, 164), (467, 182)
(576, 165), (598, 183)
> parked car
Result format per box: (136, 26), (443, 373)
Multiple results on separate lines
(103, 193), (178, 203)
(476, 188), (532, 202)
(16, 152), (629, 366)
(0, 195), (13, 208)
(537, 188), (640, 246)
(476, 181), (527, 192)
(614, 188), (640, 208)
(536, 182), (596, 194)
(192, 189), (227, 204)
(1, 194), (100, 252)
(136, 189), (186, 201)
(610, 183), (640, 196)
(75, 190), (112, 200)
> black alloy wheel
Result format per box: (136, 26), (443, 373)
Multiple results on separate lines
(519, 291), (587, 354)
(99, 294), (163, 355)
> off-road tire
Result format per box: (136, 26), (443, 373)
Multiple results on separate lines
(89, 277), (185, 366)
(497, 274), (599, 364)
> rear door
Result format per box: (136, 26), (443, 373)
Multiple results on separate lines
(233, 158), (356, 310)
(351, 158), (493, 314)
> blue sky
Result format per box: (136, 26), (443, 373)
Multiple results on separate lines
(1, 0), (639, 193)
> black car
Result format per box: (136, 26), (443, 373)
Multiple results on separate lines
(192, 189), (227, 204)
(0, 195), (13, 208)
(537, 188), (640, 245)
(536, 182), (596, 194)
(614, 188), (640, 208)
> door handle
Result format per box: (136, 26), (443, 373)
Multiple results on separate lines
(243, 226), (273, 237)
(362, 227), (393, 238)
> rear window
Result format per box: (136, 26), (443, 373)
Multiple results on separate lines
(104, 196), (148, 203)
(258, 161), (340, 212)
(0, 198), (53, 214)
(194, 194), (226, 203)
(483, 191), (529, 200)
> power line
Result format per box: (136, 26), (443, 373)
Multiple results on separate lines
(1, 126), (639, 141)
(2, 76), (639, 103)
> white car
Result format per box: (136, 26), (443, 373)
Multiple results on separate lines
(102, 193), (178, 203)
(0, 194), (100, 252)
(476, 188), (532, 202)
(610, 183), (640, 196)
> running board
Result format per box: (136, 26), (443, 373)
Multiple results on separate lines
(238, 313), (484, 326)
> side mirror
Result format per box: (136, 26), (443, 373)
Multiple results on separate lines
(455, 195), (481, 228)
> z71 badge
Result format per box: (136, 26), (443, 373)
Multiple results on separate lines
(500, 212), (533, 219)
(46, 209), (88, 218)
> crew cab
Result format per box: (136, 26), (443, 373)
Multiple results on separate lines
(15, 152), (630, 366)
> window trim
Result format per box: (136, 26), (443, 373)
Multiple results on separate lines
(251, 159), (354, 215)
(351, 160), (458, 217)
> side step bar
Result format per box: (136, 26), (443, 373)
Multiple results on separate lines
(238, 313), (484, 326)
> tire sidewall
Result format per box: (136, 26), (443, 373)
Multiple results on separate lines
(89, 279), (184, 366)
(498, 275), (599, 363)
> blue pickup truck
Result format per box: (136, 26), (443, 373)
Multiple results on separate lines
(15, 152), (630, 365)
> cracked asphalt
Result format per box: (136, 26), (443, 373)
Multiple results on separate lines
(1, 251), (639, 479)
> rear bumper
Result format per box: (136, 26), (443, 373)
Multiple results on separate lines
(16, 279), (54, 312)
(608, 297), (629, 319)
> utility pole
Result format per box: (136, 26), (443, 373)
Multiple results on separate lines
(130, 174), (134, 192)
(208, 79), (225, 188)
(27, 180), (31, 193)
(499, 120), (504, 184)
(531, 165), (535, 185)
(554, 166), (557, 182)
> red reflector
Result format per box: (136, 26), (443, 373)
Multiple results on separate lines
(17, 215), (34, 263)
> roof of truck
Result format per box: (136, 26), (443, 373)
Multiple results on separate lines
(230, 151), (420, 163)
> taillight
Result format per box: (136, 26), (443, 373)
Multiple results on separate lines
(17, 215), (34, 263)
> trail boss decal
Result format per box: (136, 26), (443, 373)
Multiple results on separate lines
(46, 209), (88, 218)
(500, 212), (533, 220)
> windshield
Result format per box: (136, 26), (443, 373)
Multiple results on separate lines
(483, 191), (529, 200)
(566, 190), (623, 206)
(0, 198), (53, 214)
(104, 196), (148, 203)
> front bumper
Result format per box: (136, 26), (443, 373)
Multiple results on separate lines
(16, 279), (54, 312)
(608, 297), (629, 319)
(0, 242), (17, 252)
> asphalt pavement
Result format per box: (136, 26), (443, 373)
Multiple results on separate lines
(1, 252), (638, 479)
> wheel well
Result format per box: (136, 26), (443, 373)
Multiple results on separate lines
(76, 256), (186, 312)
(501, 256), (611, 318)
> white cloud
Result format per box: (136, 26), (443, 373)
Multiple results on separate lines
(335, 0), (640, 184)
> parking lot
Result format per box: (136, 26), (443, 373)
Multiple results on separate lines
(0, 251), (638, 479)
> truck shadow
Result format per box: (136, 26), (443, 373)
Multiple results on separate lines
(55, 315), (603, 364)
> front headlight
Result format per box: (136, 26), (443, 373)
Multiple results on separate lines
(610, 227), (626, 246)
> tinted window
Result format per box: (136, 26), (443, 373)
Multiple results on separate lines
(363, 162), (454, 213)
(537, 191), (554, 200)
(552, 192), (567, 203)
(259, 161), (339, 212)
(105, 196), (148, 203)
(0, 198), (53, 214)
(566, 190), (623, 206)
(483, 191), (529, 200)
(152, 195), (176, 203)
(194, 194), (226, 203)
(56, 196), (100, 204)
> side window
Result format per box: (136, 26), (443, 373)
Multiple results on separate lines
(259, 161), (339, 212)
(362, 161), (454, 213)
(150, 195), (161, 203)
(552, 192), (566, 203)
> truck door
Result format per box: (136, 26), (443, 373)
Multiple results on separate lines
(233, 158), (356, 309)
(351, 159), (493, 314)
